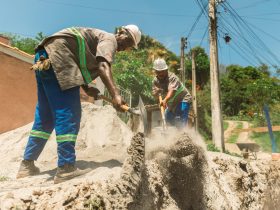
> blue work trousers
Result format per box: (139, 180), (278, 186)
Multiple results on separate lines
(23, 50), (81, 167)
(165, 102), (190, 129)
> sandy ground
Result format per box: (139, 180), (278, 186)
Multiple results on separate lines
(0, 104), (279, 209)
(0, 103), (131, 197)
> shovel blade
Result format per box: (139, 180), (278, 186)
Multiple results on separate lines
(138, 96), (148, 135)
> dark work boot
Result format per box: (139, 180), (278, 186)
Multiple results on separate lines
(53, 164), (90, 184)
(16, 160), (40, 179)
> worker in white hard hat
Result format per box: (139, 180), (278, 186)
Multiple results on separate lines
(17, 24), (141, 184)
(152, 58), (192, 129)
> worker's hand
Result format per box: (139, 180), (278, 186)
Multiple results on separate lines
(112, 95), (126, 112)
(84, 86), (100, 100)
(160, 99), (167, 108)
(152, 87), (163, 96)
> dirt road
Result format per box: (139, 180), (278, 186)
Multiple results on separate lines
(224, 120), (254, 154)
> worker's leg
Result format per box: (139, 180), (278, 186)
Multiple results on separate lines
(42, 70), (86, 184)
(165, 108), (176, 126)
(18, 51), (54, 179)
(23, 51), (54, 161)
(41, 69), (81, 167)
(178, 102), (190, 128)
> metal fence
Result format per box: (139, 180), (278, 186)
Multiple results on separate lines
(103, 87), (132, 122)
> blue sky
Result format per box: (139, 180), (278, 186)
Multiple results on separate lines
(1, 0), (280, 73)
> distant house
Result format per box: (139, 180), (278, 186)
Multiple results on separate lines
(0, 35), (36, 133)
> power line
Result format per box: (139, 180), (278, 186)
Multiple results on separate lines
(241, 16), (280, 22)
(218, 17), (267, 66)
(218, 2), (280, 66)
(195, 0), (208, 19)
(246, 21), (280, 43)
(39, 0), (196, 17)
(244, 12), (280, 16)
(199, 26), (208, 46)
(227, 2), (280, 64)
(186, 6), (205, 39)
(218, 16), (263, 64)
(236, 0), (273, 10)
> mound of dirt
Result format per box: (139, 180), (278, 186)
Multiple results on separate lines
(0, 103), (132, 202)
(0, 102), (132, 175)
(0, 103), (279, 210)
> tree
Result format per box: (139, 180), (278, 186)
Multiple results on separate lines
(112, 50), (155, 106)
(197, 82), (212, 139)
(258, 63), (270, 77)
(246, 77), (280, 113)
(35, 32), (47, 42)
(221, 64), (280, 116)
(185, 47), (210, 88)
(6, 32), (47, 54)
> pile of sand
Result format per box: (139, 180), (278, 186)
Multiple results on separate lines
(0, 103), (132, 199)
(0, 102), (279, 210)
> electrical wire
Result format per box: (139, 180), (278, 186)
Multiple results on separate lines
(199, 26), (208, 46)
(236, 0), (273, 10)
(38, 0), (196, 17)
(218, 1), (280, 66)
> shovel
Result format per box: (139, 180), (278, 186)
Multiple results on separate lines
(138, 96), (148, 135)
(159, 94), (167, 131)
(97, 94), (140, 116)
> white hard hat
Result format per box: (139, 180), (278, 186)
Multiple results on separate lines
(153, 58), (168, 71)
(122, 24), (141, 49)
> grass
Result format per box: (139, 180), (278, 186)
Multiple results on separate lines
(227, 122), (243, 143)
(206, 142), (221, 152)
(251, 131), (280, 153)
(206, 142), (242, 157)
(0, 176), (9, 182)
(223, 121), (229, 131)
(224, 150), (242, 157)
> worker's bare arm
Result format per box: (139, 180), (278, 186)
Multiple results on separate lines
(161, 89), (175, 107)
(96, 57), (125, 110)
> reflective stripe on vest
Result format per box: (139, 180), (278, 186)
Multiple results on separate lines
(56, 134), (77, 143)
(30, 130), (51, 140)
(168, 84), (185, 105)
(68, 27), (92, 84)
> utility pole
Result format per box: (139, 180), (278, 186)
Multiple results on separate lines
(191, 51), (198, 131)
(180, 37), (186, 82)
(209, 0), (225, 151)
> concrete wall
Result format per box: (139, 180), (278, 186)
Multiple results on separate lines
(0, 51), (37, 133)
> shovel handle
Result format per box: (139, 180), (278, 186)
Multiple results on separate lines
(159, 94), (167, 130)
(97, 94), (140, 116)
(159, 95), (165, 114)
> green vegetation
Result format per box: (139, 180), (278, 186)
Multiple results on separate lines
(223, 121), (229, 131)
(224, 150), (242, 157)
(4, 32), (46, 54)
(112, 35), (180, 106)
(251, 131), (280, 153)
(207, 143), (220, 152)
(221, 65), (280, 116)
(227, 122), (242, 143)
(185, 47), (210, 89)
(250, 104), (280, 152)
(0, 176), (9, 182)
(227, 133), (238, 144)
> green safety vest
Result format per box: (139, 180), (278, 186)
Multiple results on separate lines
(68, 27), (92, 84)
